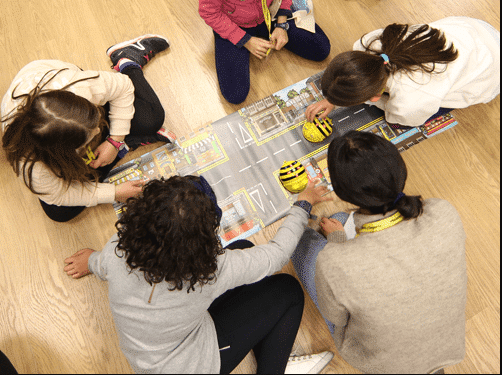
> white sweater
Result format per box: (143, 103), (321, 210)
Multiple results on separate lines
(353, 17), (500, 126)
(1, 60), (136, 206)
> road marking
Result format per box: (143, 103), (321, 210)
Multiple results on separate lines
(354, 108), (365, 114)
(227, 122), (234, 134)
(270, 200), (277, 213)
(250, 190), (265, 212)
(213, 176), (231, 185)
(258, 183), (268, 195)
(235, 138), (245, 149)
(256, 157), (268, 164)
(239, 165), (252, 173)
(290, 140), (301, 147)
(239, 124), (253, 143)
(273, 148), (285, 155)
(338, 116), (350, 122)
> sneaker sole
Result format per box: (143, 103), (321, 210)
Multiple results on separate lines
(307, 352), (334, 374)
(106, 34), (170, 57)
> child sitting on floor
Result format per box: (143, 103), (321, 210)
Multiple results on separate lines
(64, 175), (334, 374)
(305, 17), (500, 127)
(292, 131), (467, 373)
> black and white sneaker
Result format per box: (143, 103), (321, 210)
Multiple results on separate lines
(107, 34), (170, 71)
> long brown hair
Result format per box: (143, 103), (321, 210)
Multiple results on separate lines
(322, 23), (459, 106)
(2, 84), (107, 194)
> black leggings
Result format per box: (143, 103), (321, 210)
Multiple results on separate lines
(209, 240), (305, 374)
(39, 66), (164, 222)
(0, 351), (17, 374)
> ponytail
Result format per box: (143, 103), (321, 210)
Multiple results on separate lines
(393, 193), (424, 219)
(363, 23), (459, 75)
(321, 22), (458, 107)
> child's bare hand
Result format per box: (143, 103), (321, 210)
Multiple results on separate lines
(89, 141), (118, 168)
(320, 217), (344, 236)
(115, 179), (145, 202)
(64, 248), (95, 279)
(271, 28), (288, 50)
(305, 99), (335, 122)
(297, 180), (332, 206)
(244, 37), (274, 59)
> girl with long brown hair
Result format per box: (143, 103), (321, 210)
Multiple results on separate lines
(2, 35), (177, 222)
(306, 17), (500, 127)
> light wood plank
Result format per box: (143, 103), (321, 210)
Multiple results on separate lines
(0, 0), (499, 373)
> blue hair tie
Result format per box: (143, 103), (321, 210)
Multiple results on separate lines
(393, 192), (405, 206)
(190, 176), (223, 220)
(380, 53), (390, 65)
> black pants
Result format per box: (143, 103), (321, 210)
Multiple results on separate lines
(209, 240), (305, 374)
(0, 351), (17, 374)
(39, 66), (164, 222)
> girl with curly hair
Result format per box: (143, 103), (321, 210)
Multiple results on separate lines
(1, 35), (176, 222)
(305, 17), (500, 127)
(64, 175), (334, 374)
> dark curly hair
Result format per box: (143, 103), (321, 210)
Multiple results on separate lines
(115, 175), (224, 292)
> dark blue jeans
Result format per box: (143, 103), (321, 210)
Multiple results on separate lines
(214, 20), (331, 104)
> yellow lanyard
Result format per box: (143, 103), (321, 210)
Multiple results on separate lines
(358, 211), (404, 233)
(82, 145), (96, 165)
(261, 0), (272, 56)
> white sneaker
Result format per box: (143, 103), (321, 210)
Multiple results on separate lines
(285, 351), (334, 374)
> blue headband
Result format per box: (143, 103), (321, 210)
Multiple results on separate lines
(190, 175), (222, 220)
(380, 53), (390, 64)
(393, 192), (405, 206)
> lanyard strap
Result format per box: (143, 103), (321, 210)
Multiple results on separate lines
(358, 211), (404, 233)
(261, 0), (272, 55)
(82, 145), (96, 165)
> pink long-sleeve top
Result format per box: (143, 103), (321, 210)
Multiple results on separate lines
(199, 0), (293, 46)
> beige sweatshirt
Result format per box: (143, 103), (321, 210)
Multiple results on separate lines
(315, 198), (467, 373)
(1, 60), (136, 206)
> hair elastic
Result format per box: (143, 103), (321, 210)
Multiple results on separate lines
(393, 192), (405, 206)
(190, 176), (223, 220)
(380, 53), (390, 65)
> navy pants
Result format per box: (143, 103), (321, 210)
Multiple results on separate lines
(39, 66), (164, 223)
(214, 20), (331, 104)
(209, 240), (305, 374)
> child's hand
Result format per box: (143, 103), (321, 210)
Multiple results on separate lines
(271, 28), (288, 50)
(89, 141), (118, 169)
(320, 217), (344, 236)
(297, 180), (332, 206)
(305, 99), (335, 122)
(64, 248), (95, 279)
(244, 37), (274, 59)
(115, 179), (145, 202)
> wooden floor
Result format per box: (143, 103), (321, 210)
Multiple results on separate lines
(0, 0), (499, 373)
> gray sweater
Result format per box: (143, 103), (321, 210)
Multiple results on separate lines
(315, 198), (467, 373)
(88, 206), (309, 374)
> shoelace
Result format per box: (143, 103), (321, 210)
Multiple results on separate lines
(143, 50), (154, 62)
(289, 354), (314, 362)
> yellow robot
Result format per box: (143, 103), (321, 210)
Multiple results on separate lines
(302, 117), (333, 143)
(279, 160), (309, 193)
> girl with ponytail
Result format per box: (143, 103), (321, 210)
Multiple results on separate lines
(306, 16), (499, 126)
(291, 131), (467, 373)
